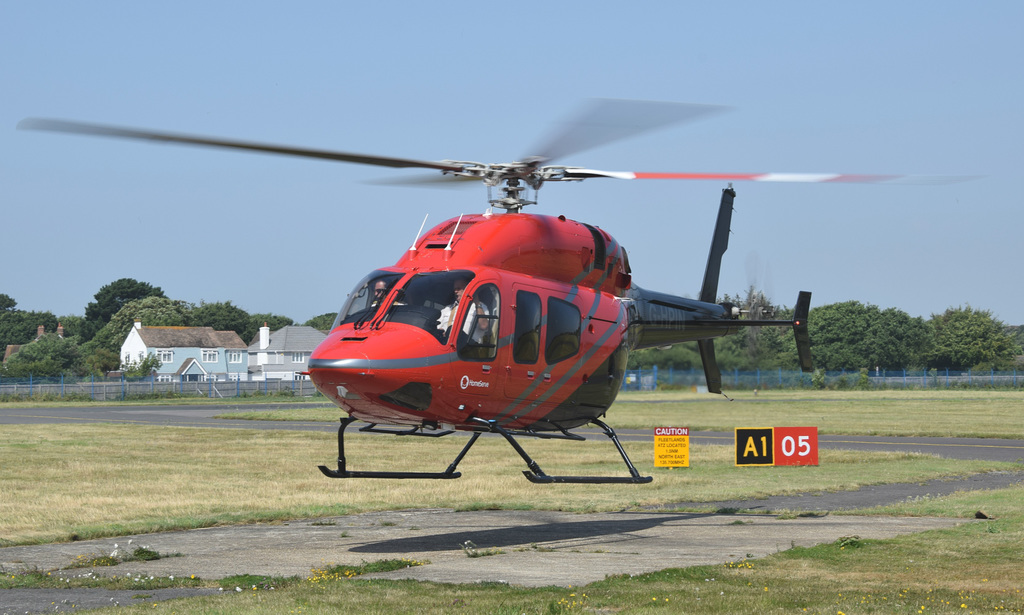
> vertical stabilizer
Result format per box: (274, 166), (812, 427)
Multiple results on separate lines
(699, 187), (735, 303)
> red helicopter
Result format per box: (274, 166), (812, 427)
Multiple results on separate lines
(20, 100), (933, 483)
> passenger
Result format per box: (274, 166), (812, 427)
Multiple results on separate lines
(438, 277), (469, 336)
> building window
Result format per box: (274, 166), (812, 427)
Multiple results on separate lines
(157, 374), (172, 383)
(228, 351), (243, 363)
(158, 350), (173, 363)
(291, 352), (308, 363)
(229, 373), (242, 381)
(202, 349), (219, 362)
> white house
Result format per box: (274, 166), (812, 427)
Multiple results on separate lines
(120, 321), (249, 382)
(247, 324), (327, 381)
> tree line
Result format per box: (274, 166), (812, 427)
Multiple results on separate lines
(4, 281), (1022, 379)
(628, 289), (1024, 373)
(0, 278), (336, 378)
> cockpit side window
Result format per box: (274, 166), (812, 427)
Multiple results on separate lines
(457, 283), (500, 361)
(333, 271), (404, 329)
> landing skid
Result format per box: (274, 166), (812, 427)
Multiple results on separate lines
(472, 417), (652, 484)
(318, 415), (651, 484)
(318, 417), (478, 479)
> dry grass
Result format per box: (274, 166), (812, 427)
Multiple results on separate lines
(604, 389), (1024, 437)
(1, 423), (1016, 546)
(219, 389), (1024, 438)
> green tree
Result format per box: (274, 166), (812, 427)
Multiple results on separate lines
(304, 312), (337, 331)
(0, 308), (59, 356)
(55, 315), (87, 340)
(83, 278), (165, 341)
(806, 301), (873, 371)
(85, 347), (122, 375)
(0, 293), (16, 311)
(804, 301), (931, 371)
(1, 333), (85, 377)
(122, 353), (162, 378)
(90, 296), (193, 353)
(191, 301), (252, 337)
(927, 306), (1020, 370)
(868, 308), (932, 369)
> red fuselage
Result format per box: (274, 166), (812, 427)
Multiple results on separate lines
(307, 212), (636, 432)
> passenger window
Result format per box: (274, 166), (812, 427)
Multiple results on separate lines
(457, 283), (500, 361)
(512, 291), (541, 364)
(545, 297), (580, 364)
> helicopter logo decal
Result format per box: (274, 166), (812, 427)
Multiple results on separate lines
(460, 375), (489, 390)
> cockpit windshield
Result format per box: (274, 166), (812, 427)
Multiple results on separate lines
(384, 270), (475, 343)
(332, 270), (405, 329)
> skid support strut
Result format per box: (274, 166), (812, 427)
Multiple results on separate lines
(475, 417), (652, 484)
(318, 416), (480, 479)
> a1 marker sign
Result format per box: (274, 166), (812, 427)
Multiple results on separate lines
(773, 426), (818, 466)
(734, 427), (774, 466)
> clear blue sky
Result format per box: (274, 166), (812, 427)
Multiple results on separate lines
(4, 2), (1022, 326)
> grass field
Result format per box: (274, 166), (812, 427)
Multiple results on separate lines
(1, 390), (1023, 613)
(218, 389), (1024, 439)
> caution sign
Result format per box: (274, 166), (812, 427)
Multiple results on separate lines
(735, 427), (819, 466)
(654, 426), (689, 468)
(735, 427), (774, 466)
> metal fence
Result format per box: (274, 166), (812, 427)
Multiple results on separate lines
(3, 367), (1022, 400)
(0, 374), (324, 401)
(621, 366), (1023, 391)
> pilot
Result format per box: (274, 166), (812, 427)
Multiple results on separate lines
(370, 280), (389, 307)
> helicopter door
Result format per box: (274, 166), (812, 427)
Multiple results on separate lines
(451, 282), (501, 397)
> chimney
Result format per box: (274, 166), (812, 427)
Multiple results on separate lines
(37, 325), (45, 338)
(57, 323), (64, 338)
(259, 322), (270, 350)
(134, 320), (142, 330)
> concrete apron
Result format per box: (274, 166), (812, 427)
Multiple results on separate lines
(1, 509), (967, 588)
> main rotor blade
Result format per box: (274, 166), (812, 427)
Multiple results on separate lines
(562, 169), (980, 184)
(528, 99), (727, 164)
(364, 173), (479, 187)
(17, 118), (464, 172)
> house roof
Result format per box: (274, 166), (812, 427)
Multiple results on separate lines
(175, 357), (209, 376)
(247, 325), (327, 352)
(137, 326), (246, 349)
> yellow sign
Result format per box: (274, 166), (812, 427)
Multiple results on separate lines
(654, 426), (690, 468)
